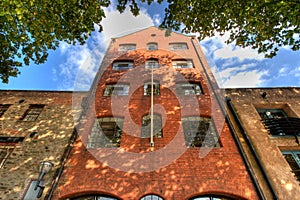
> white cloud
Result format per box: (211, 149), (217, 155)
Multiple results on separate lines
(221, 69), (269, 88)
(100, 8), (154, 41)
(153, 14), (161, 26)
(55, 8), (154, 90)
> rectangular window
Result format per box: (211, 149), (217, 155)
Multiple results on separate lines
(145, 60), (159, 69)
(282, 151), (300, 182)
(103, 84), (129, 96)
(141, 114), (162, 138)
(119, 44), (136, 51)
(182, 116), (220, 148)
(22, 105), (44, 121)
(87, 117), (124, 148)
(169, 43), (188, 50)
(0, 136), (24, 168)
(112, 61), (133, 70)
(176, 82), (202, 95)
(172, 60), (193, 69)
(144, 82), (160, 96)
(0, 104), (10, 117)
(257, 108), (300, 136)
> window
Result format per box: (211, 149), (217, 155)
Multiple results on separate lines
(147, 42), (158, 50)
(190, 195), (233, 200)
(257, 108), (300, 136)
(141, 114), (162, 138)
(144, 81), (160, 96)
(119, 44), (136, 51)
(282, 151), (300, 182)
(145, 59), (159, 69)
(70, 195), (119, 200)
(22, 105), (44, 121)
(0, 136), (24, 168)
(87, 117), (124, 148)
(103, 84), (129, 96)
(176, 82), (202, 95)
(182, 116), (220, 148)
(140, 194), (163, 200)
(112, 61), (133, 70)
(169, 42), (188, 50)
(172, 60), (193, 69)
(0, 104), (10, 117)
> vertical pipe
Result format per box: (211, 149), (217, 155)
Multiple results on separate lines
(150, 64), (154, 147)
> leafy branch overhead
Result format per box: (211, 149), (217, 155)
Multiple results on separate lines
(1, 0), (299, 83)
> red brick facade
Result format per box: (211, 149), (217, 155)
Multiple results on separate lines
(54, 27), (259, 200)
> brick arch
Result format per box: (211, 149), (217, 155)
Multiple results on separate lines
(59, 190), (121, 200)
(185, 191), (249, 200)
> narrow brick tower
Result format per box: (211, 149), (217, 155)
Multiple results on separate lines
(54, 27), (259, 200)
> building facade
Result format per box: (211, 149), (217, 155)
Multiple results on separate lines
(54, 27), (259, 200)
(0, 90), (84, 199)
(226, 88), (300, 199)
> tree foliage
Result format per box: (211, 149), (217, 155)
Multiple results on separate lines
(1, 0), (300, 83)
(1, 0), (109, 83)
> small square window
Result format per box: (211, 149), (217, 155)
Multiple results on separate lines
(176, 82), (202, 95)
(87, 117), (124, 148)
(141, 114), (162, 138)
(144, 82), (160, 96)
(145, 59), (159, 69)
(282, 151), (300, 182)
(172, 60), (193, 69)
(169, 43), (188, 50)
(103, 84), (129, 96)
(182, 116), (220, 148)
(22, 105), (44, 121)
(112, 61), (133, 70)
(119, 44), (136, 51)
(0, 104), (10, 117)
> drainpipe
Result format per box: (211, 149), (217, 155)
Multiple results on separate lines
(45, 127), (78, 199)
(226, 98), (278, 200)
(190, 38), (270, 200)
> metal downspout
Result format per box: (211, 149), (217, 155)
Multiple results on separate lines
(190, 37), (268, 200)
(226, 98), (278, 200)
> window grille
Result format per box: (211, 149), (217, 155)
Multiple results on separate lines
(141, 114), (162, 138)
(22, 105), (44, 121)
(182, 116), (220, 147)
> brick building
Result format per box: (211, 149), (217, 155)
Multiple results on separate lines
(225, 88), (300, 199)
(3, 27), (299, 200)
(0, 90), (85, 199)
(53, 27), (260, 200)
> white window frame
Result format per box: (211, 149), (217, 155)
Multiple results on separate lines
(118, 44), (136, 51)
(172, 60), (193, 69)
(176, 82), (202, 95)
(145, 59), (159, 69)
(143, 81), (160, 96)
(112, 61), (133, 70)
(147, 43), (158, 50)
(169, 42), (188, 50)
(103, 84), (130, 96)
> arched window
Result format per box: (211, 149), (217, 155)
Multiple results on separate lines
(140, 194), (163, 200)
(141, 114), (162, 138)
(190, 195), (234, 200)
(147, 42), (158, 50)
(70, 194), (119, 200)
(145, 59), (159, 69)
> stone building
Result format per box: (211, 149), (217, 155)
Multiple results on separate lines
(225, 88), (300, 199)
(54, 27), (260, 199)
(0, 90), (85, 199)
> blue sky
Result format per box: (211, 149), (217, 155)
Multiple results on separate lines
(1, 2), (300, 91)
